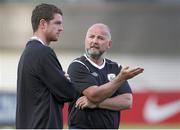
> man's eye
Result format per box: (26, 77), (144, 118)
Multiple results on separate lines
(89, 35), (94, 38)
(99, 37), (104, 40)
(55, 21), (61, 25)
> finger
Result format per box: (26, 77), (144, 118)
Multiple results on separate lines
(79, 101), (87, 109)
(75, 102), (79, 108)
(122, 66), (129, 71)
(81, 103), (87, 110)
(76, 102), (82, 109)
(76, 98), (82, 107)
(76, 96), (87, 108)
(132, 68), (144, 74)
(76, 99), (83, 108)
(130, 68), (144, 77)
(76, 96), (86, 104)
(129, 67), (144, 73)
(76, 99), (80, 106)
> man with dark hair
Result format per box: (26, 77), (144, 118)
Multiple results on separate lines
(16, 3), (75, 129)
(68, 23), (144, 129)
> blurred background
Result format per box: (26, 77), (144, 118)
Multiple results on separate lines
(0, 0), (179, 128)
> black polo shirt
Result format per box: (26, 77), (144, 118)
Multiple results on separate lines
(68, 54), (132, 129)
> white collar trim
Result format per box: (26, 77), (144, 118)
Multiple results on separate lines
(84, 54), (106, 69)
(30, 36), (47, 46)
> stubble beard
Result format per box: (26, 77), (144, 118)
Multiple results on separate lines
(86, 48), (104, 60)
(46, 32), (59, 43)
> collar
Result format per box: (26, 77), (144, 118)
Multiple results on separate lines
(30, 36), (47, 46)
(84, 54), (106, 69)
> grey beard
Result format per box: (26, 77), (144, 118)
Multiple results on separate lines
(86, 49), (104, 60)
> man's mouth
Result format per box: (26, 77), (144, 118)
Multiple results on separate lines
(90, 46), (99, 49)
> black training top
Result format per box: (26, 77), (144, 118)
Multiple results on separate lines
(67, 54), (132, 129)
(16, 40), (75, 129)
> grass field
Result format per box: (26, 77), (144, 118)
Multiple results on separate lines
(62, 123), (180, 129)
(1, 123), (180, 129)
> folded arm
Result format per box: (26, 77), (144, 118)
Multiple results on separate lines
(82, 66), (143, 103)
(76, 93), (133, 111)
(97, 93), (132, 111)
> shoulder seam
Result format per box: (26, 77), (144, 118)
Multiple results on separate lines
(72, 60), (90, 72)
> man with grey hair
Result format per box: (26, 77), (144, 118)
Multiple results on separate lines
(67, 23), (144, 128)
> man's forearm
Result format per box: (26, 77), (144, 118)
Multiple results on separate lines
(97, 93), (133, 111)
(83, 66), (143, 103)
(83, 77), (125, 103)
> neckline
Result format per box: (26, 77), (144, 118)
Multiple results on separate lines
(30, 36), (47, 46)
(84, 54), (106, 69)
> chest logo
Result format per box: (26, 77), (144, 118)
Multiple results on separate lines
(107, 73), (116, 81)
(91, 72), (98, 77)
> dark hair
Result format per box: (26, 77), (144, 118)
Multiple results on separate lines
(31, 3), (63, 32)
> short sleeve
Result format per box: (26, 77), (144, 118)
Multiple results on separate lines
(116, 81), (132, 94)
(116, 64), (132, 94)
(68, 61), (98, 94)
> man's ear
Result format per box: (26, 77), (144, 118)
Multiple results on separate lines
(108, 40), (112, 49)
(39, 19), (47, 30)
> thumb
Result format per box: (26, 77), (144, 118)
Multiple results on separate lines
(123, 66), (129, 70)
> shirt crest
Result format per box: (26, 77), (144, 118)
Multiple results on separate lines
(107, 73), (116, 81)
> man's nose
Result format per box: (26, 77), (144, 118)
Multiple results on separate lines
(59, 26), (63, 31)
(92, 37), (98, 43)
